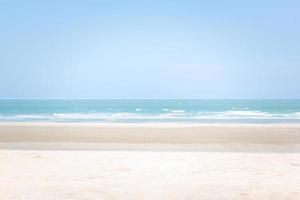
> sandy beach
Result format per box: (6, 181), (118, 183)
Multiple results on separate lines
(1, 123), (300, 151)
(1, 123), (300, 199)
(2, 0), (300, 198)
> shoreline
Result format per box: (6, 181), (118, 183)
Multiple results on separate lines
(1, 121), (300, 127)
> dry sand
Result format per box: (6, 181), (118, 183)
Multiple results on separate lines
(1, 123), (300, 199)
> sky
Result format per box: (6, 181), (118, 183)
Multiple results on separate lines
(0, 0), (300, 99)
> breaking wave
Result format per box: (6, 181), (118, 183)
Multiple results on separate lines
(1, 110), (300, 123)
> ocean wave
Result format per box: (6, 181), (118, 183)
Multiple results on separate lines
(0, 114), (50, 120)
(15, 114), (49, 119)
(1, 110), (300, 122)
(171, 110), (185, 113)
(194, 111), (300, 120)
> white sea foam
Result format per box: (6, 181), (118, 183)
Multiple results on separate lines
(1, 110), (300, 122)
(53, 113), (107, 119)
(171, 110), (185, 113)
(194, 110), (300, 120)
(15, 115), (48, 119)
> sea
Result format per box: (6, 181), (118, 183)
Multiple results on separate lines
(0, 99), (300, 124)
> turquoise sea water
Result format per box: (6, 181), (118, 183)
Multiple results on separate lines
(0, 100), (300, 123)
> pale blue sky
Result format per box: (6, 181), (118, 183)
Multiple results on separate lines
(1, 0), (300, 99)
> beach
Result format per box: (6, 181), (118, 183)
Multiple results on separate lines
(1, 123), (300, 151)
(1, 123), (300, 199)
(2, 0), (300, 198)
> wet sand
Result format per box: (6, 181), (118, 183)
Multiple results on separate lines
(1, 123), (300, 151)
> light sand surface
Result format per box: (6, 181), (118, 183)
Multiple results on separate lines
(1, 150), (300, 200)
(1, 123), (300, 199)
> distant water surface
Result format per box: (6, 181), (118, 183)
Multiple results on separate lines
(0, 100), (300, 123)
